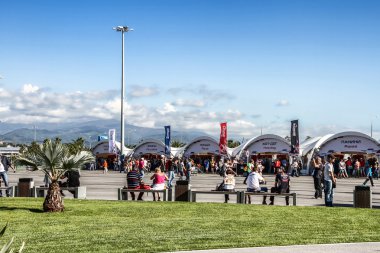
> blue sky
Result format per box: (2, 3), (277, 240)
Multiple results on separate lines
(1, 0), (380, 140)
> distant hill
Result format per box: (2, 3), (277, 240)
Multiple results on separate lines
(0, 120), (212, 145)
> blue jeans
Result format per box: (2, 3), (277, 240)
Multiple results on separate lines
(168, 171), (175, 188)
(324, 180), (334, 207)
(0, 171), (10, 197)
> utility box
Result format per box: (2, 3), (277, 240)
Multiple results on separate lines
(18, 178), (34, 197)
(354, 185), (372, 208)
(175, 180), (191, 201)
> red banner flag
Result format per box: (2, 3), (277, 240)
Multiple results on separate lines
(219, 122), (227, 155)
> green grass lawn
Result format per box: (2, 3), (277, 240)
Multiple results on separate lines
(1, 198), (379, 253)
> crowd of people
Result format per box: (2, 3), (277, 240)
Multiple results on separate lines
(2, 151), (377, 208)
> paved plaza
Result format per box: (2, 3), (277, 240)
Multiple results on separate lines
(5, 170), (380, 207)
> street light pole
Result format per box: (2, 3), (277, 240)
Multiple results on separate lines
(113, 25), (133, 158)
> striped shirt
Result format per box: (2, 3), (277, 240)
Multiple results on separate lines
(127, 170), (141, 188)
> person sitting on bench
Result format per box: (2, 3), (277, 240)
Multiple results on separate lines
(59, 170), (80, 196)
(244, 166), (268, 204)
(270, 167), (290, 205)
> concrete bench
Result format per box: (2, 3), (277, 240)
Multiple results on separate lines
(0, 186), (16, 197)
(32, 186), (87, 199)
(118, 188), (171, 201)
(244, 192), (297, 206)
(190, 190), (244, 203)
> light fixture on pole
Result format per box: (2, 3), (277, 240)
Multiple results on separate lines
(113, 25), (133, 158)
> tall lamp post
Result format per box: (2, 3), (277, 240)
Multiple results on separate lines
(113, 25), (133, 158)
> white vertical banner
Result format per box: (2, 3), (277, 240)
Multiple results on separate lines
(108, 129), (116, 153)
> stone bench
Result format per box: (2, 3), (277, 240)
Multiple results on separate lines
(0, 186), (16, 197)
(190, 190), (244, 203)
(117, 188), (171, 201)
(32, 186), (87, 199)
(244, 192), (297, 206)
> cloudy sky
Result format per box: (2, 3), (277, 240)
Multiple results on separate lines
(1, 0), (380, 140)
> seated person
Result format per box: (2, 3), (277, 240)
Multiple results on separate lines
(150, 168), (168, 201)
(270, 167), (290, 205)
(244, 166), (268, 204)
(59, 170), (80, 196)
(127, 165), (144, 200)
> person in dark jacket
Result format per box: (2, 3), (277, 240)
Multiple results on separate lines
(59, 170), (80, 196)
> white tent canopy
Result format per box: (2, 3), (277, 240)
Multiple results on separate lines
(236, 134), (291, 159)
(132, 138), (178, 158)
(181, 136), (221, 158)
(302, 131), (380, 174)
(92, 141), (133, 157)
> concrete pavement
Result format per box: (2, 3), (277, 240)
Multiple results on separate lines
(172, 242), (380, 253)
(6, 169), (380, 207)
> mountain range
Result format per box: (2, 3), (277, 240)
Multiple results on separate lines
(0, 120), (210, 146)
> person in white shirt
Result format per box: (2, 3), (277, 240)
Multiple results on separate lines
(244, 166), (268, 204)
(0, 155), (15, 197)
(223, 168), (236, 203)
(324, 154), (336, 207)
(338, 159), (348, 178)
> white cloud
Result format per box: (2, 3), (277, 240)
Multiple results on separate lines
(173, 99), (205, 108)
(22, 84), (40, 94)
(130, 86), (159, 97)
(276, 100), (290, 107)
(157, 103), (177, 115)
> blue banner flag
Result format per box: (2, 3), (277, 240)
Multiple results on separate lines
(164, 125), (171, 155)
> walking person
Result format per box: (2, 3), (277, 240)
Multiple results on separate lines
(324, 154), (337, 207)
(0, 154), (15, 197)
(363, 158), (376, 187)
(312, 156), (323, 199)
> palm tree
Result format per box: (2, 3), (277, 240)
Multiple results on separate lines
(171, 140), (186, 148)
(17, 139), (94, 212)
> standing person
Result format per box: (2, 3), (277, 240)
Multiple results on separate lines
(363, 158), (376, 187)
(354, 159), (360, 178)
(269, 167), (290, 205)
(185, 158), (192, 181)
(312, 156), (323, 199)
(0, 154), (15, 197)
(289, 159), (300, 177)
(359, 158), (366, 177)
(374, 162), (379, 180)
(346, 157), (353, 177)
(167, 158), (176, 188)
(244, 166), (268, 205)
(103, 159), (108, 174)
(338, 159), (348, 178)
(324, 154), (336, 207)
(150, 168), (168, 201)
(138, 157), (145, 178)
(126, 165), (144, 201)
(178, 158), (185, 180)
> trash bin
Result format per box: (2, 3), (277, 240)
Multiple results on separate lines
(18, 178), (34, 197)
(354, 185), (372, 208)
(175, 180), (191, 201)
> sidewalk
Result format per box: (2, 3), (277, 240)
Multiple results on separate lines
(173, 242), (380, 253)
